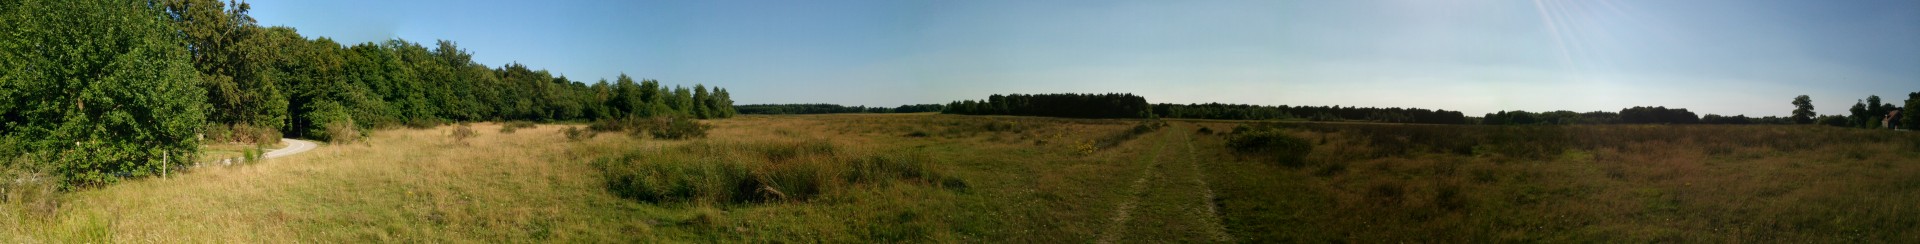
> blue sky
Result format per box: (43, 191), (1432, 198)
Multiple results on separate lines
(250, 0), (1919, 116)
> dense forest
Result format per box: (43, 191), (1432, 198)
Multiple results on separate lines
(943, 93), (1152, 118)
(734, 104), (945, 115)
(0, 0), (734, 187)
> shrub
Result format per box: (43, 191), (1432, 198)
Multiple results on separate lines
(904, 131), (931, 137)
(202, 124), (232, 142)
(1197, 126), (1215, 135)
(242, 147), (261, 162)
(500, 121), (536, 134)
(404, 118), (443, 129)
(563, 126), (596, 142)
(307, 100), (360, 143)
(323, 121), (361, 144)
(1227, 129), (1314, 167)
(650, 117), (710, 140)
(451, 124), (478, 143)
(589, 117), (643, 132)
(232, 123), (282, 146)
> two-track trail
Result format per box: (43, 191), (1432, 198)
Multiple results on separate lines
(1096, 123), (1234, 243)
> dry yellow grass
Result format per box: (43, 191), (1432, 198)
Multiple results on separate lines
(7, 123), (667, 242)
(3, 114), (1204, 242)
(13, 114), (1904, 242)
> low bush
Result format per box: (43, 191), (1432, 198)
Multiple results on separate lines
(202, 123), (282, 145)
(404, 118), (444, 129)
(202, 124), (231, 142)
(563, 126), (596, 142)
(499, 121), (536, 134)
(650, 117), (710, 140)
(323, 121), (361, 144)
(588, 117), (644, 132)
(450, 124), (478, 143)
(242, 147), (262, 162)
(1227, 129), (1314, 167)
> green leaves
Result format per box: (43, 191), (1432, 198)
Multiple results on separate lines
(2, 0), (207, 188)
(1791, 95), (1816, 124)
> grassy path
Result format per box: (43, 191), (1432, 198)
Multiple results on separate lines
(1178, 125), (1235, 242)
(1098, 124), (1235, 243)
(1094, 129), (1166, 244)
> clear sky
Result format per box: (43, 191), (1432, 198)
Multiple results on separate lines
(249, 0), (1919, 117)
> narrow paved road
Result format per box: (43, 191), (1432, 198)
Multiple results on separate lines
(264, 138), (317, 159)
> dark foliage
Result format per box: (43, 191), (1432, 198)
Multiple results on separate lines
(734, 103), (945, 115)
(1618, 106), (1700, 124)
(944, 93), (1150, 118)
(649, 117), (711, 140)
(1484, 107), (1783, 125)
(1155, 103), (1469, 124)
(1226, 127), (1314, 167)
(2, 0), (208, 187)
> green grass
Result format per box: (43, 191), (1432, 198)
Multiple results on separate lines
(5, 115), (1918, 242)
(1193, 121), (1920, 242)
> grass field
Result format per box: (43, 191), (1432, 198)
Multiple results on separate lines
(5, 113), (1919, 242)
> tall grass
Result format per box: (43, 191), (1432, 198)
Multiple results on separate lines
(587, 117), (711, 140)
(594, 140), (963, 205)
(498, 121), (536, 134)
(1201, 122), (1920, 242)
(1225, 128), (1313, 167)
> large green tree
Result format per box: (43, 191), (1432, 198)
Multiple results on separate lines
(1905, 92), (1919, 130)
(1791, 95), (1815, 124)
(1, 0), (210, 187)
(1867, 95), (1885, 128)
(161, 0), (288, 130)
(692, 84), (712, 119)
(1850, 100), (1869, 128)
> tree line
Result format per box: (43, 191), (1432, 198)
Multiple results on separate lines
(0, 0), (735, 187)
(1154, 103), (1470, 124)
(943, 93), (1151, 118)
(1787, 93), (1916, 129)
(1480, 107), (1795, 125)
(941, 94), (1470, 124)
(734, 104), (946, 115)
(1842, 94), (1914, 129)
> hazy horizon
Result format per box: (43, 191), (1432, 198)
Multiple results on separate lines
(251, 0), (1919, 117)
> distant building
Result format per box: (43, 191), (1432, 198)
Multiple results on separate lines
(1886, 110), (1902, 130)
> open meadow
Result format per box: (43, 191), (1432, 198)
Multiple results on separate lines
(6, 113), (1919, 242)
